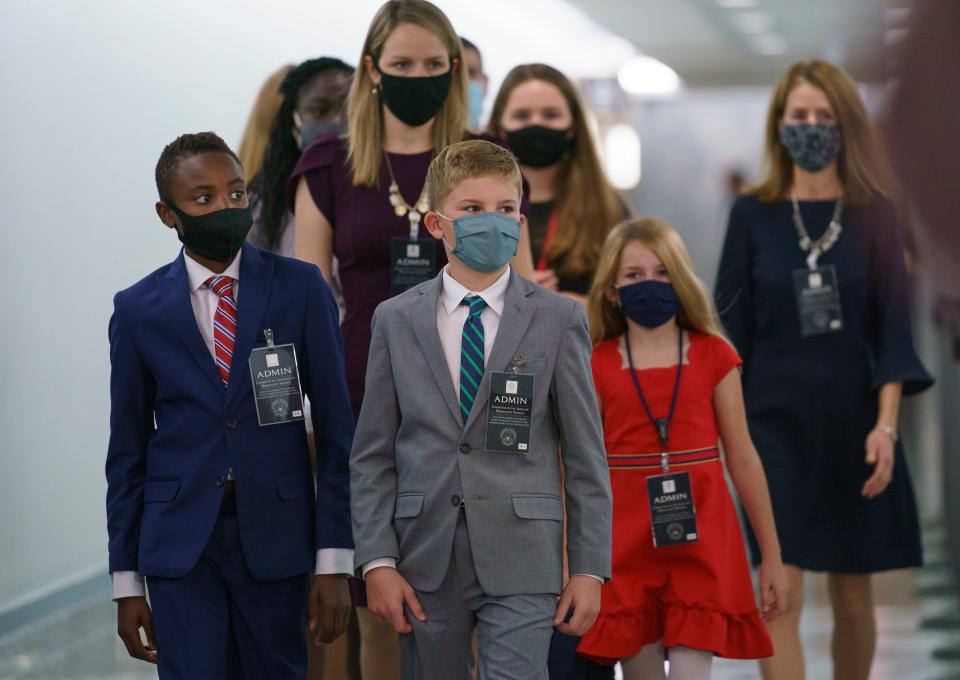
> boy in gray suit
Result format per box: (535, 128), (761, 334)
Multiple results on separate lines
(350, 140), (612, 679)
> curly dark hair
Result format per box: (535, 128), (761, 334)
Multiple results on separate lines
(155, 131), (240, 205)
(251, 57), (353, 250)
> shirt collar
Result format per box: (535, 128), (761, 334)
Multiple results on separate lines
(184, 249), (243, 293)
(440, 265), (511, 317)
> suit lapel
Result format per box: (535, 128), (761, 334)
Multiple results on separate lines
(226, 243), (273, 407)
(463, 271), (536, 433)
(412, 276), (463, 425)
(161, 251), (225, 395)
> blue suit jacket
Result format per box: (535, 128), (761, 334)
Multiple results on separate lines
(105, 243), (354, 581)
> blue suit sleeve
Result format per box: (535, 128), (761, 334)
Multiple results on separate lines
(302, 268), (355, 550)
(105, 292), (156, 573)
(867, 207), (934, 396)
(715, 198), (755, 365)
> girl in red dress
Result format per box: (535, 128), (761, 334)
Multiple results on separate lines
(577, 218), (788, 679)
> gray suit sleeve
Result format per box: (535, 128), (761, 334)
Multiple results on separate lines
(349, 308), (400, 572)
(551, 302), (613, 580)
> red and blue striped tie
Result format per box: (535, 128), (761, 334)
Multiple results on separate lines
(206, 276), (237, 384)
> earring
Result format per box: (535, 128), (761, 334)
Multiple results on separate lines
(372, 85), (379, 95)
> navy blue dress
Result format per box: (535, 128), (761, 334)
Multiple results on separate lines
(715, 194), (933, 572)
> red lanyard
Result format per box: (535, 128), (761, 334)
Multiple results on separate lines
(536, 210), (560, 272)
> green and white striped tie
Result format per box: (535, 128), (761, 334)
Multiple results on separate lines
(459, 296), (487, 423)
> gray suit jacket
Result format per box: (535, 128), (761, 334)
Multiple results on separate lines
(350, 270), (612, 596)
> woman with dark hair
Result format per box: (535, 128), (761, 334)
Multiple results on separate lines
(715, 60), (933, 680)
(247, 57), (354, 255)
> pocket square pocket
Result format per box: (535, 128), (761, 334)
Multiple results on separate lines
(143, 479), (181, 503)
(394, 493), (425, 519)
(275, 468), (310, 501)
(512, 494), (563, 520)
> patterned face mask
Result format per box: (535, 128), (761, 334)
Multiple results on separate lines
(779, 124), (843, 173)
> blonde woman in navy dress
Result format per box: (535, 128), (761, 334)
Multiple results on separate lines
(715, 60), (933, 680)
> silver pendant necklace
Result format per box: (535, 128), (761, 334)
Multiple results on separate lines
(791, 192), (844, 270)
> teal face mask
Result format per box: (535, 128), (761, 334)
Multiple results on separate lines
(467, 79), (485, 129)
(437, 212), (520, 272)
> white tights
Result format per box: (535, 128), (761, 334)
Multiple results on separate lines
(621, 640), (713, 680)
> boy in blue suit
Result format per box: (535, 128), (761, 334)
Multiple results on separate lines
(105, 132), (354, 679)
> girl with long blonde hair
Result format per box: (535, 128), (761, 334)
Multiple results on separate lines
(578, 218), (787, 680)
(715, 60), (932, 680)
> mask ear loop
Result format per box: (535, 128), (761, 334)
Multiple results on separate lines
(434, 212), (457, 253)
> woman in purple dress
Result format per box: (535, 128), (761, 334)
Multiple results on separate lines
(286, 2), (532, 676)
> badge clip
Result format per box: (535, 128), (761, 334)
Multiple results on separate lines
(656, 418), (670, 472)
(263, 328), (275, 349)
(510, 353), (524, 374)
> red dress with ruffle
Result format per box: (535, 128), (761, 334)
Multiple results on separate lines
(578, 332), (773, 664)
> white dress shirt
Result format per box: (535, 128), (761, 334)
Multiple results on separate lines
(113, 250), (353, 599)
(361, 266), (600, 584)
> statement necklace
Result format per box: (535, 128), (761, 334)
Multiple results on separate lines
(791, 192), (844, 270)
(384, 152), (430, 236)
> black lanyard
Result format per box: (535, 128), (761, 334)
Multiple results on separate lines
(624, 328), (684, 472)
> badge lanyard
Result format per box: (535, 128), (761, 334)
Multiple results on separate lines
(624, 328), (684, 472)
(535, 210), (560, 272)
(791, 193), (844, 270)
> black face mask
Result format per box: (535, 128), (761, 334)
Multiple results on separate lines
(169, 204), (253, 263)
(376, 65), (453, 127)
(505, 125), (573, 168)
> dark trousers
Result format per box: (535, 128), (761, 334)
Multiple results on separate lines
(548, 630), (615, 680)
(147, 495), (309, 679)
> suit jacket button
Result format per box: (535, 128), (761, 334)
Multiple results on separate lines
(451, 495), (462, 507)
(216, 475), (226, 487)
(458, 443), (471, 455)
(226, 416), (238, 429)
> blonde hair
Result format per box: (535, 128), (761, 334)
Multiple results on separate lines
(487, 64), (626, 280)
(587, 218), (729, 345)
(751, 59), (898, 206)
(237, 64), (294, 181)
(425, 140), (523, 211)
(346, 0), (468, 188)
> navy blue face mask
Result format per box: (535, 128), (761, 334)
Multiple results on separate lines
(617, 280), (680, 328)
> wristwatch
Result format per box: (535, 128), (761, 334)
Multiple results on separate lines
(877, 425), (898, 442)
